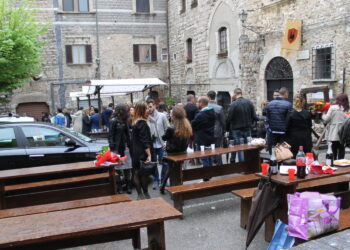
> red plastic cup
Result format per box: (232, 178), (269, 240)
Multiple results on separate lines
(288, 168), (296, 180)
(261, 163), (269, 175)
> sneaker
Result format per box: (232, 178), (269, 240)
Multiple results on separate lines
(152, 181), (158, 190)
(137, 194), (145, 200)
(144, 193), (151, 199)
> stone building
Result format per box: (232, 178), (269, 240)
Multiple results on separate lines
(6, 0), (168, 119)
(168, 0), (350, 111)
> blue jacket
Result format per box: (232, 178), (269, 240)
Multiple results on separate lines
(53, 113), (66, 127)
(266, 97), (292, 133)
(102, 109), (113, 127)
(90, 114), (100, 130)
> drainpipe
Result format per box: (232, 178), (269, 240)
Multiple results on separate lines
(166, 0), (171, 97)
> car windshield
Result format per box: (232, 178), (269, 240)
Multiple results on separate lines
(53, 125), (92, 142)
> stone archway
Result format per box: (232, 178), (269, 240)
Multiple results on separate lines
(265, 57), (293, 102)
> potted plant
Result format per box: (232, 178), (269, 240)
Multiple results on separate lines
(217, 49), (228, 58)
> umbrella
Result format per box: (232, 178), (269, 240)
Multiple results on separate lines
(246, 173), (280, 249)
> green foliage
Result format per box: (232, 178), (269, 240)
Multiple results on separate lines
(0, 0), (47, 92)
(99, 145), (109, 156)
(165, 96), (175, 105)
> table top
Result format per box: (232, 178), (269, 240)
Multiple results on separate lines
(0, 161), (122, 180)
(0, 198), (182, 247)
(164, 144), (264, 162)
(256, 166), (350, 186)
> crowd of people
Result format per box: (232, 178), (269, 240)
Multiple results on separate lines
(40, 88), (349, 200)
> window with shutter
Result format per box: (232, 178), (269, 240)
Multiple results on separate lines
(62, 0), (89, 12)
(133, 45), (140, 62)
(151, 44), (157, 62)
(133, 44), (157, 63)
(186, 39), (192, 63)
(63, 0), (74, 11)
(136, 0), (150, 13)
(78, 0), (89, 12)
(66, 44), (92, 64)
(85, 45), (92, 63)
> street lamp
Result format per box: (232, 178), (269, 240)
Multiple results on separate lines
(239, 9), (248, 24)
(238, 9), (265, 46)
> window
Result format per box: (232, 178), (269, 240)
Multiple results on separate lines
(181, 0), (186, 13)
(22, 127), (67, 147)
(218, 27), (228, 55)
(62, 0), (89, 12)
(312, 45), (335, 80)
(133, 44), (157, 63)
(161, 48), (168, 61)
(65, 45), (92, 64)
(0, 128), (17, 148)
(186, 38), (193, 63)
(136, 0), (150, 13)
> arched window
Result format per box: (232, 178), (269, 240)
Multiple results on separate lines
(218, 27), (227, 54)
(186, 38), (192, 63)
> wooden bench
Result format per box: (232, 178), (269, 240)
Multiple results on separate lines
(0, 198), (181, 250)
(339, 207), (350, 231)
(165, 174), (260, 213)
(0, 161), (121, 209)
(232, 175), (350, 229)
(0, 194), (131, 219)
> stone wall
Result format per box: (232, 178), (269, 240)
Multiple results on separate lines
(4, 0), (168, 114)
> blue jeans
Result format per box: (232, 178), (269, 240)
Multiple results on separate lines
(231, 128), (251, 162)
(161, 152), (169, 184)
(195, 144), (212, 167)
(151, 147), (164, 182)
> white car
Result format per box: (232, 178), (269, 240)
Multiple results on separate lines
(0, 116), (35, 122)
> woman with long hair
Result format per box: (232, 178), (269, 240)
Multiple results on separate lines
(285, 95), (312, 157)
(109, 104), (132, 194)
(131, 102), (152, 199)
(323, 93), (349, 159)
(160, 106), (193, 194)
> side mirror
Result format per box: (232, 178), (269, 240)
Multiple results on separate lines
(65, 138), (77, 147)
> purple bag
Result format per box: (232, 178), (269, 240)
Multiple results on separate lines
(287, 192), (341, 240)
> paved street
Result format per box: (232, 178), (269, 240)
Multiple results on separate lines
(65, 149), (350, 250)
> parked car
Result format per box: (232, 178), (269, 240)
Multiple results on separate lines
(0, 115), (35, 123)
(0, 122), (107, 170)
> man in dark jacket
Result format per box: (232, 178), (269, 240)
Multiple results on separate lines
(184, 94), (198, 122)
(207, 90), (225, 165)
(266, 87), (292, 152)
(191, 96), (215, 179)
(226, 88), (257, 162)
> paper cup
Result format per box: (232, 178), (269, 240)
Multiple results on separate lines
(211, 144), (215, 150)
(200, 145), (205, 152)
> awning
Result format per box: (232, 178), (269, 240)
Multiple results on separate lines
(90, 78), (167, 87)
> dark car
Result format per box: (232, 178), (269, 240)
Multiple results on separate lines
(0, 122), (107, 170)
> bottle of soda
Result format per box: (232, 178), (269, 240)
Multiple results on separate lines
(269, 148), (278, 175)
(325, 142), (334, 167)
(296, 146), (306, 178)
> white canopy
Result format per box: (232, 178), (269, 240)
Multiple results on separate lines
(90, 78), (167, 87)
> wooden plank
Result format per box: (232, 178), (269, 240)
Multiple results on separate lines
(231, 187), (256, 199)
(166, 174), (260, 194)
(5, 173), (110, 192)
(4, 183), (113, 209)
(0, 194), (131, 219)
(339, 208), (350, 231)
(0, 161), (122, 180)
(0, 198), (182, 248)
(164, 145), (264, 162)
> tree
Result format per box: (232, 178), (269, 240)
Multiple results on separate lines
(0, 0), (47, 93)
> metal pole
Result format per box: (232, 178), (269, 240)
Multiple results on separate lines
(130, 93), (134, 104)
(111, 96), (115, 107)
(95, 0), (101, 80)
(76, 97), (79, 110)
(87, 95), (91, 107)
(343, 68), (346, 93)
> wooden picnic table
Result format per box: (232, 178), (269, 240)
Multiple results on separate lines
(0, 198), (181, 250)
(0, 161), (121, 209)
(164, 144), (264, 186)
(256, 166), (350, 241)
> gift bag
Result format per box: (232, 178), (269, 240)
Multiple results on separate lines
(267, 220), (295, 250)
(287, 192), (341, 240)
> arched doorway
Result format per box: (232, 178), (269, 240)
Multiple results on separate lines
(265, 57), (293, 102)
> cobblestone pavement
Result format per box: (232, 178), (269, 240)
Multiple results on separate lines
(65, 149), (350, 250)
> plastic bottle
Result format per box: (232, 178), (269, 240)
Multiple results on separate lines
(296, 146), (306, 178)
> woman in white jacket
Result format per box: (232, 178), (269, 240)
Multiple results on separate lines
(72, 108), (84, 133)
(322, 93), (349, 159)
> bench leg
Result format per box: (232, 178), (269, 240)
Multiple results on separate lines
(0, 181), (5, 209)
(264, 215), (275, 242)
(147, 221), (166, 250)
(109, 167), (117, 194)
(240, 199), (251, 229)
(173, 194), (183, 214)
(132, 228), (141, 249)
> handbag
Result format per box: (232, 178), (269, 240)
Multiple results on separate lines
(274, 142), (293, 162)
(138, 161), (157, 176)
